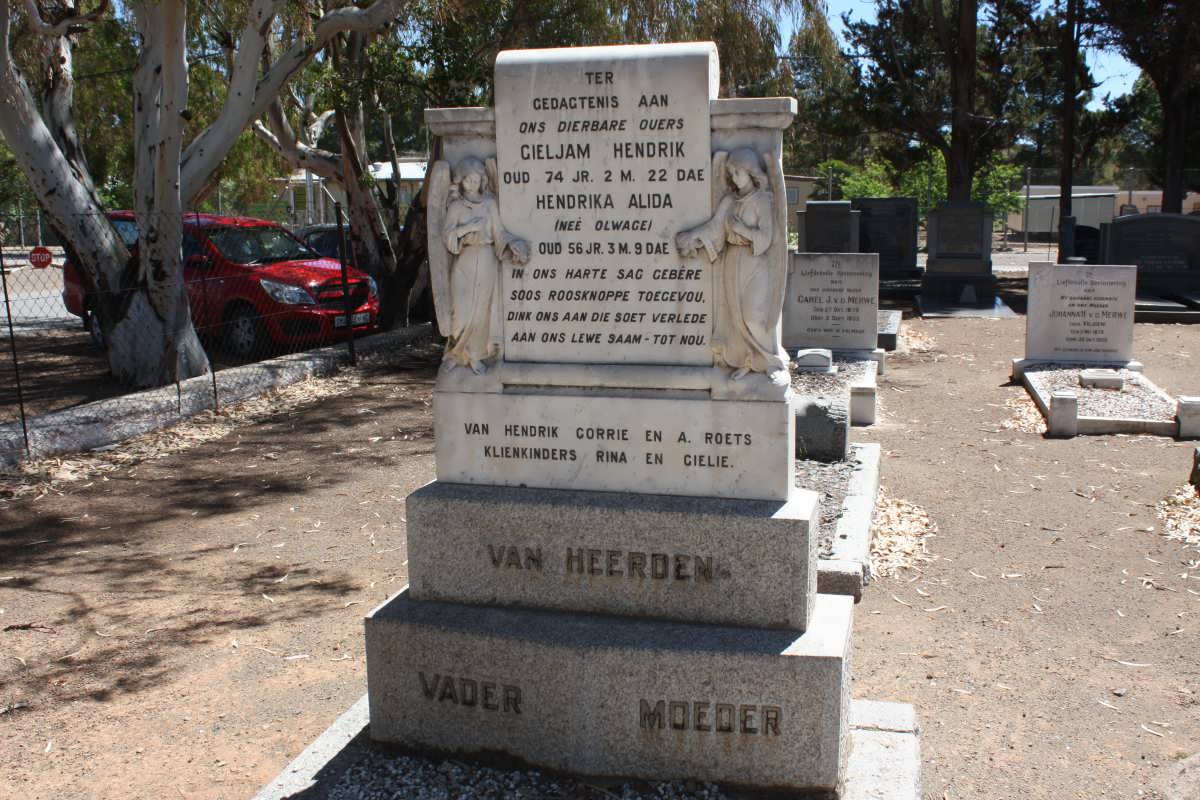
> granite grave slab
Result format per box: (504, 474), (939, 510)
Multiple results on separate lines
(851, 197), (919, 279)
(797, 200), (860, 254)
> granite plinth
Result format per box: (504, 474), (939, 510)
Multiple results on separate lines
(435, 390), (793, 501)
(877, 310), (902, 351)
(406, 481), (818, 631)
(366, 590), (853, 794)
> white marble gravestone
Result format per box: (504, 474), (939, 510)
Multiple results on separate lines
(424, 42), (796, 501)
(363, 43), (898, 798)
(1013, 261), (1138, 378)
(783, 252), (880, 354)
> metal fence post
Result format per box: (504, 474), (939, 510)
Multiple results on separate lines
(334, 202), (357, 367)
(0, 243), (31, 458)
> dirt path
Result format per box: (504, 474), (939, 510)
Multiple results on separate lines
(0, 319), (1197, 799)
(855, 316), (1199, 800)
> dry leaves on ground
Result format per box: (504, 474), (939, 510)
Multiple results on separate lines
(871, 486), (938, 578)
(899, 327), (937, 353)
(1157, 484), (1200, 553)
(0, 373), (362, 502)
(1001, 392), (1047, 434)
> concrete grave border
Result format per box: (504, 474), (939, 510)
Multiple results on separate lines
(1018, 363), (1183, 438)
(817, 442), (881, 601)
(0, 325), (431, 468)
(253, 694), (920, 800)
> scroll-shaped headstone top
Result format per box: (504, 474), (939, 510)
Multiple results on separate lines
(492, 43), (720, 367)
(1025, 261), (1137, 364)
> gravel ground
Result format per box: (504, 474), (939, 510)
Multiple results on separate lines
(1024, 365), (1178, 421)
(325, 746), (730, 800)
(794, 453), (857, 557)
(789, 358), (875, 397)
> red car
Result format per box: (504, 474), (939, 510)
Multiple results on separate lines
(63, 212), (379, 357)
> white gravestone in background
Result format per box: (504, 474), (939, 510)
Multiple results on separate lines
(1024, 261), (1137, 364)
(782, 252), (879, 352)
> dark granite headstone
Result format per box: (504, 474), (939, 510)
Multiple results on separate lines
(797, 201), (860, 253)
(921, 202), (995, 302)
(851, 197), (919, 278)
(1099, 213), (1200, 293)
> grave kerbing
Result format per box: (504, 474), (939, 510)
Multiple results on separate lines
(1013, 261), (1194, 438)
(363, 42), (917, 796)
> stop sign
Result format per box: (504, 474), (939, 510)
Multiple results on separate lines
(29, 246), (52, 269)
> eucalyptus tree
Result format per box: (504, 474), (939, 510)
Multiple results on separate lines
(844, 0), (1038, 202)
(0, 0), (409, 387)
(1094, 0), (1200, 213)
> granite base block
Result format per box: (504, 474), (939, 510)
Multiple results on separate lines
(406, 481), (819, 631)
(877, 310), (902, 352)
(254, 696), (920, 800)
(365, 590), (853, 794)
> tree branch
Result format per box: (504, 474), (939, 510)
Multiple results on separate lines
(21, 0), (109, 36)
(180, 0), (406, 203)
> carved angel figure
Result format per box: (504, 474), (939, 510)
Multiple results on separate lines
(675, 148), (788, 381)
(428, 156), (530, 373)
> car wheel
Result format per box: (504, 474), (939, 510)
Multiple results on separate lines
(224, 305), (265, 359)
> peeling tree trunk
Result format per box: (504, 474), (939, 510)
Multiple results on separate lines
(125, 0), (208, 385)
(0, 0), (206, 388)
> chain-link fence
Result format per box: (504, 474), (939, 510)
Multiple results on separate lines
(0, 208), (379, 466)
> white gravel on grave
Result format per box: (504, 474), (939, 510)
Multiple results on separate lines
(789, 359), (874, 396)
(1024, 366), (1177, 421)
(324, 748), (729, 800)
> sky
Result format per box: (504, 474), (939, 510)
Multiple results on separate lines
(788, 0), (1140, 109)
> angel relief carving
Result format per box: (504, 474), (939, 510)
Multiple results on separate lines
(428, 156), (530, 374)
(675, 148), (789, 383)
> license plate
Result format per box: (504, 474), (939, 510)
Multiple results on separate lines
(334, 312), (371, 328)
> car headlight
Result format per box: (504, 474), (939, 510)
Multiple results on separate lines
(260, 278), (316, 305)
(368, 277), (378, 298)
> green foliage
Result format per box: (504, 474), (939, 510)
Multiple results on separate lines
(841, 160), (893, 200)
(814, 159), (893, 200)
(783, 10), (864, 169)
(897, 151), (948, 218)
(843, 0), (1040, 196)
(972, 161), (1022, 217)
(894, 149), (1021, 219)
